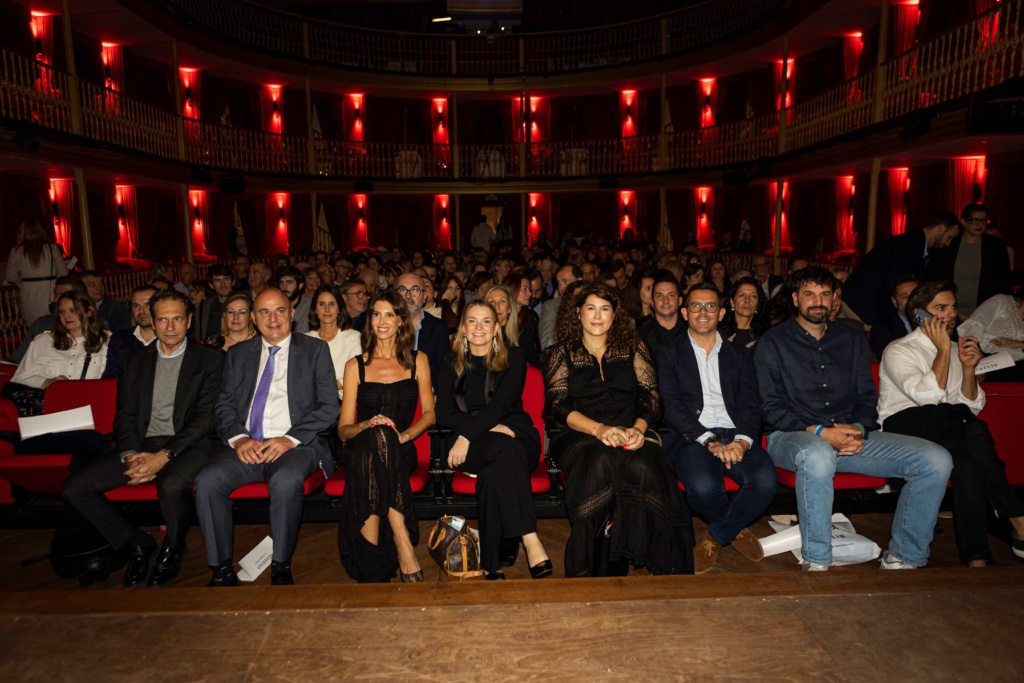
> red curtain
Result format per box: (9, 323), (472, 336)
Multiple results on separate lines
(188, 189), (210, 256)
(694, 187), (714, 248)
(887, 169), (909, 236)
(844, 35), (865, 104)
(349, 195), (370, 249)
(768, 181), (791, 251)
(114, 185), (138, 259)
(48, 178), (73, 256)
(893, 3), (921, 79)
(948, 158), (986, 215)
(835, 177), (855, 250)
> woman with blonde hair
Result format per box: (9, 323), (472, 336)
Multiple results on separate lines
(435, 300), (550, 579)
(6, 220), (69, 327)
(203, 292), (257, 352)
(486, 281), (541, 368)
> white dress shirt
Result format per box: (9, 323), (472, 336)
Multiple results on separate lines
(229, 334), (299, 446)
(688, 331), (752, 446)
(878, 327), (986, 425)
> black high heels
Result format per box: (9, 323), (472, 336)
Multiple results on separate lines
(528, 559), (553, 580)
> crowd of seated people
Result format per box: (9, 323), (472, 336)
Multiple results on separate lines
(0, 206), (1022, 588)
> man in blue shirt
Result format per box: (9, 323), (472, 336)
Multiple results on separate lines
(754, 267), (952, 571)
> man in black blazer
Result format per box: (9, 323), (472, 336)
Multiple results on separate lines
(194, 288), (338, 587)
(102, 284), (158, 380)
(868, 276), (918, 360)
(64, 289), (224, 588)
(843, 212), (961, 325)
(751, 255), (784, 302)
(81, 269), (132, 332)
(924, 203), (1014, 316)
(657, 284), (777, 574)
(396, 272), (450, 384)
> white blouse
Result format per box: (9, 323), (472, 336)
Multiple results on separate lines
(958, 294), (1024, 362)
(305, 328), (362, 399)
(10, 332), (109, 388)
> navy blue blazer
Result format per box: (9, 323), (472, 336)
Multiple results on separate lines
(416, 312), (451, 385)
(844, 230), (927, 325)
(656, 332), (762, 457)
(102, 327), (145, 379)
(869, 313), (911, 360)
(214, 333), (339, 476)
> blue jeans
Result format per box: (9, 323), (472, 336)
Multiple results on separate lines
(767, 430), (952, 566)
(670, 428), (777, 545)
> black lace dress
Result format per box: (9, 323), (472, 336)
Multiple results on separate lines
(338, 355), (420, 583)
(544, 340), (694, 576)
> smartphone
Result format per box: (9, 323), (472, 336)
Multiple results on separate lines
(914, 308), (932, 327)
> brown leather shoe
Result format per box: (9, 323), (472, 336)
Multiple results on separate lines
(730, 527), (765, 563)
(693, 531), (721, 574)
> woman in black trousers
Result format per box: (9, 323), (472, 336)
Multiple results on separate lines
(435, 300), (553, 580)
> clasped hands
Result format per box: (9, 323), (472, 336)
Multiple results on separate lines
(123, 451), (169, 485)
(234, 436), (296, 464)
(816, 423), (865, 456)
(594, 424), (644, 451)
(361, 414), (411, 444)
(707, 440), (748, 469)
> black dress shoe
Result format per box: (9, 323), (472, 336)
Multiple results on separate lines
(485, 570), (506, 581)
(271, 568), (294, 585)
(529, 559), (553, 580)
(122, 535), (158, 588)
(498, 538), (520, 567)
(206, 571), (240, 587)
(147, 544), (187, 588)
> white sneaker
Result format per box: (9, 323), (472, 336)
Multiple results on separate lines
(801, 560), (830, 572)
(879, 552), (917, 570)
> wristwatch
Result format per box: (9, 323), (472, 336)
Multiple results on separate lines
(701, 435), (718, 448)
(162, 449), (176, 460)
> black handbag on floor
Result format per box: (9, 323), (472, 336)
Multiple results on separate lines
(49, 526), (128, 587)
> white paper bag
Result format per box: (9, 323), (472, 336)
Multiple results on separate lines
(18, 405), (95, 440)
(763, 513), (881, 566)
(236, 535), (274, 582)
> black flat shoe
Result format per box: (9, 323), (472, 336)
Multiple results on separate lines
(271, 568), (294, 585)
(147, 544), (187, 588)
(206, 571), (240, 587)
(529, 559), (553, 580)
(485, 570), (505, 581)
(401, 570), (424, 583)
(498, 538), (520, 567)
(122, 535), (158, 589)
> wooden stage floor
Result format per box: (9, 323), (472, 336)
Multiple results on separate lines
(1, 514), (1022, 681)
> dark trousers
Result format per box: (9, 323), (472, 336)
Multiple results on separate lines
(885, 405), (1024, 563)
(669, 428), (777, 545)
(459, 432), (540, 574)
(194, 445), (316, 566)
(63, 436), (208, 550)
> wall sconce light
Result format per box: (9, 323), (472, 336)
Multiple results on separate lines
(622, 205), (628, 218)
(359, 208), (365, 219)
(355, 106), (361, 121)
(437, 113), (444, 127)
(279, 207), (286, 219)
(705, 95), (711, 108)
(625, 105), (632, 119)
(442, 208), (447, 219)
(531, 112), (536, 125)
(272, 100), (279, 113)
(531, 207), (536, 218)
(185, 87), (192, 101)
(700, 201), (707, 215)
(34, 38), (42, 55)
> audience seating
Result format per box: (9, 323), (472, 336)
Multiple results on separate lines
(450, 366), (552, 497)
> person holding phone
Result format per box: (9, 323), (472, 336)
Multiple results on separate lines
(879, 280), (1024, 565)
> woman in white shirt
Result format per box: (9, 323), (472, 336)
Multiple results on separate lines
(11, 291), (108, 388)
(6, 221), (69, 327)
(305, 283), (361, 400)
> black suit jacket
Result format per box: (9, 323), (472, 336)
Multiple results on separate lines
(416, 312), (451, 385)
(844, 230), (927, 325)
(656, 332), (762, 457)
(869, 313), (911, 360)
(114, 340), (224, 455)
(190, 296), (223, 341)
(102, 327), (146, 379)
(98, 297), (132, 333)
(214, 333), (339, 475)
(923, 233), (1013, 308)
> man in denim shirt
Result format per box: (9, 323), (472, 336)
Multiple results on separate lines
(755, 267), (952, 571)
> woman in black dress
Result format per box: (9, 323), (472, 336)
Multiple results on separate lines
(337, 290), (435, 583)
(435, 300), (552, 580)
(544, 282), (694, 577)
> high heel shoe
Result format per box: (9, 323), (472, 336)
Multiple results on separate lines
(401, 569), (424, 583)
(528, 559), (553, 580)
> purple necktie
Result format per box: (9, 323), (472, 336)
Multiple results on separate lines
(249, 346), (280, 442)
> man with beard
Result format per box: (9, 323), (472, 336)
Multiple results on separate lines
(638, 272), (686, 358)
(396, 272), (450, 384)
(755, 267), (952, 571)
(277, 266), (309, 333)
(191, 265), (234, 341)
(103, 284), (159, 379)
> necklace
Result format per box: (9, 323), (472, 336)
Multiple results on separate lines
(582, 338), (606, 381)
(582, 339), (606, 356)
(226, 330), (250, 343)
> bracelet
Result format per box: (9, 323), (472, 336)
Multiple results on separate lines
(853, 422), (867, 439)
(813, 425), (825, 437)
(591, 423), (604, 437)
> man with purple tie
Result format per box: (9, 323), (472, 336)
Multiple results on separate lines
(195, 289), (338, 586)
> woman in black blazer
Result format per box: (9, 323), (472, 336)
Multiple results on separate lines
(435, 300), (552, 580)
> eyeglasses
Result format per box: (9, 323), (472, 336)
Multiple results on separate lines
(345, 290), (368, 299)
(687, 302), (721, 313)
(397, 287), (423, 295)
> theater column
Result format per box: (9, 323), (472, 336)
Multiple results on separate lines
(74, 169), (94, 269)
(171, 41), (187, 161)
(181, 184), (194, 262)
(865, 157), (882, 253)
(59, 0), (83, 136)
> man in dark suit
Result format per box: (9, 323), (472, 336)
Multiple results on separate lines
(751, 255), (784, 302)
(102, 284), (158, 379)
(658, 284), (777, 574)
(80, 269), (132, 332)
(868, 276), (918, 360)
(191, 264), (235, 341)
(194, 288), (338, 587)
(924, 203), (1014, 316)
(63, 289), (224, 588)
(843, 211), (961, 325)
(396, 272), (450, 384)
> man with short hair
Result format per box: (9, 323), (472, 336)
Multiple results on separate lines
(192, 265), (234, 341)
(660, 284), (777, 573)
(277, 266), (309, 334)
(248, 262), (271, 299)
(5, 276), (84, 364)
(879, 280), (1024, 565)
(81, 270), (132, 332)
(869, 276), (919, 359)
(470, 216), (495, 251)
(638, 273), (685, 358)
(64, 289), (224, 588)
(340, 278), (370, 332)
(755, 267), (952, 571)
(396, 272), (450, 383)
(751, 255), (784, 302)
(537, 258), (556, 301)
(580, 261), (597, 283)
(333, 258), (353, 284)
(844, 211), (961, 325)
(610, 259), (628, 290)
(233, 255), (251, 291)
(539, 264), (582, 350)
(195, 289), (338, 587)
(318, 263), (336, 287)
(174, 263), (196, 297)
(924, 203), (1013, 316)
(103, 285), (159, 379)
(313, 250), (328, 268)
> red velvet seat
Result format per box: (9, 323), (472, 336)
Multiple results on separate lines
(678, 477), (740, 493)
(977, 383), (1024, 485)
(325, 402), (432, 497)
(450, 366), (551, 496)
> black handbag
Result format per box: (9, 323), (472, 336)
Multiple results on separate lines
(49, 526), (129, 587)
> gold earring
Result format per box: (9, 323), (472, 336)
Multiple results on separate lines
(463, 337), (469, 353)
(492, 336), (498, 352)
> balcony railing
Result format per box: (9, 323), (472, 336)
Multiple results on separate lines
(140, 0), (790, 78)
(0, 0), (1020, 183)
